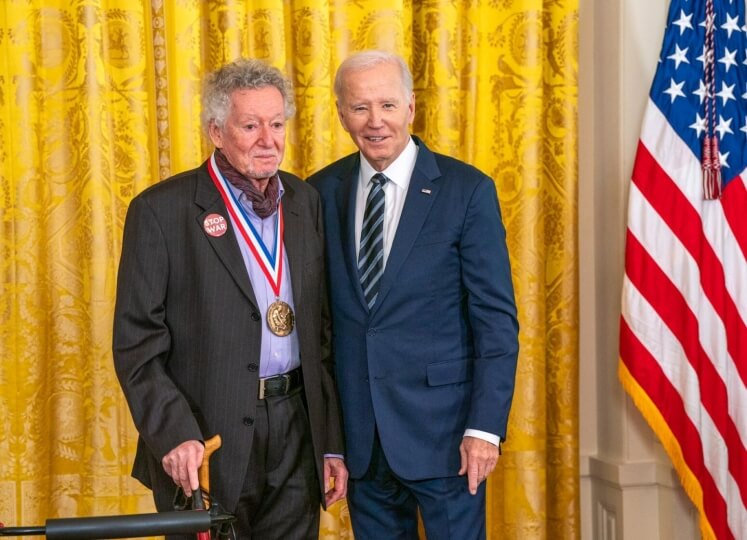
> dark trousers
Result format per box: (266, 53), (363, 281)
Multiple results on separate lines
(167, 386), (319, 540)
(347, 432), (486, 540)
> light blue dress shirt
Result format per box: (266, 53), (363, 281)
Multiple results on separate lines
(225, 179), (300, 378)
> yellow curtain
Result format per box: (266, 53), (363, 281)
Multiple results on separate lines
(0, 1), (578, 538)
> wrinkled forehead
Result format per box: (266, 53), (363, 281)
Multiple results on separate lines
(227, 86), (286, 115)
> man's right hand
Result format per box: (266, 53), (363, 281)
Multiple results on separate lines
(161, 440), (204, 497)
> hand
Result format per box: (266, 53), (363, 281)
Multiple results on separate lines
(323, 457), (348, 507)
(458, 436), (500, 495)
(161, 440), (204, 497)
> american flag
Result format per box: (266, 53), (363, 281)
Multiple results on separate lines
(619, 0), (747, 538)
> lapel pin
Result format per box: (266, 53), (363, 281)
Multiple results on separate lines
(421, 188), (432, 195)
(203, 213), (228, 237)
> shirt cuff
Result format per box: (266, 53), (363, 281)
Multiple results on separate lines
(463, 429), (501, 448)
(324, 453), (345, 460)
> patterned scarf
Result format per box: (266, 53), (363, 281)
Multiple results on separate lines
(213, 148), (279, 219)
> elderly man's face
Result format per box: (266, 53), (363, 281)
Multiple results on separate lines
(209, 86), (286, 183)
(336, 61), (415, 172)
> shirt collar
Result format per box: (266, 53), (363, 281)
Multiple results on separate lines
(359, 137), (418, 189)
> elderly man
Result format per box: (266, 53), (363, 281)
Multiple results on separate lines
(308, 50), (519, 540)
(114, 58), (347, 539)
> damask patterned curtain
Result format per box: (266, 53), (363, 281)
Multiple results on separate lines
(0, 1), (578, 538)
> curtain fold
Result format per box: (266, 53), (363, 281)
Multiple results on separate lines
(0, 1), (578, 538)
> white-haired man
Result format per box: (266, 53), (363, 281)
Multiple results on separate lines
(114, 58), (347, 539)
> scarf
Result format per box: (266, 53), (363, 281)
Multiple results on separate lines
(213, 148), (279, 218)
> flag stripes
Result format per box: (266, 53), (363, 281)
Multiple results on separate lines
(619, 322), (731, 540)
(621, 75), (747, 540)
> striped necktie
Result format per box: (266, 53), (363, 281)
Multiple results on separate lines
(358, 173), (389, 309)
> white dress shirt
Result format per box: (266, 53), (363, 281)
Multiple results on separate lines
(354, 138), (417, 264)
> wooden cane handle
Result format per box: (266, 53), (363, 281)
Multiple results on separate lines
(199, 435), (222, 494)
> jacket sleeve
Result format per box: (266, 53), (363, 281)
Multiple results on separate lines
(461, 176), (520, 439)
(112, 194), (203, 460)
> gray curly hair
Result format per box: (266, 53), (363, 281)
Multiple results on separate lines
(201, 58), (296, 134)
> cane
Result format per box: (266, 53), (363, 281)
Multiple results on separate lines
(192, 435), (222, 540)
(0, 434), (233, 539)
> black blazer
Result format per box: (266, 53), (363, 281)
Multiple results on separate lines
(113, 160), (343, 512)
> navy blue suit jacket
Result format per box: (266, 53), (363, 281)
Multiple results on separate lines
(308, 137), (519, 480)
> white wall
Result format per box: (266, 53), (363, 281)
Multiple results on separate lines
(579, 0), (699, 538)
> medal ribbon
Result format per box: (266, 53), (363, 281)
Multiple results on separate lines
(207, 153), (284, 297)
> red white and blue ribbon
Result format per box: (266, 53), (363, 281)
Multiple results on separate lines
(207, 152), (284, 297)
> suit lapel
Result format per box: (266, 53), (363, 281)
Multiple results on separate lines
(338, 155), (370, 310)
(194, 162), (259, 309)
(280, 174), (305, 308)
(370, 140), (441, 317)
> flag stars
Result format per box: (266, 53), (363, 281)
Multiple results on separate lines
(696, 45), (712, 67)
(673, 9), (694, 35)
(658, 3), (747, 178)
(693, 79), (709, 103)
(719, 150), (730, 169)
(663, 78), (686, 102)
(690, 113), (707, 137)
(721, 13), (741, 38)
(716, 81), (736, 104)
(718, 47), (738, 72)
(715, 115), (734, 139)
(667, 44), (690, 68)
(699, 13), (716, 32)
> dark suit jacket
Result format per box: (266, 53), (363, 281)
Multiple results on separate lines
(308, 136), (519, 480)
(113, 160), (344, 513)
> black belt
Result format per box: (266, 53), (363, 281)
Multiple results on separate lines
(258, 367), (303, 399)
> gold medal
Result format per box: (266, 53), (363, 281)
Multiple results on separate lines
(267, 300), (294, 337)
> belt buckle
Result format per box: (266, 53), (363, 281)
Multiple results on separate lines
(258, 371), (295, 400)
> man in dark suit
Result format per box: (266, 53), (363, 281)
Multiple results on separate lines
(308, 50), (519, 539)
(113, 58), (347, 540)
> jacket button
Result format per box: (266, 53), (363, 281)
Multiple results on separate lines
(247, 363), (258, 371)
(251, 312), (261, 321)
(243, 417), (254, 426)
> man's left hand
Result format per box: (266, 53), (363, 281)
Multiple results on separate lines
(323, 457), (348, 507)
(458, 436), (500, 495)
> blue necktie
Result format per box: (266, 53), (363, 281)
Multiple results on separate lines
(359, 173), (388, 308)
